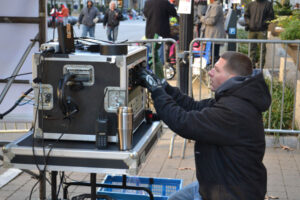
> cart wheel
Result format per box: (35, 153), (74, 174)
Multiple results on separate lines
(163, 63), (176, 80)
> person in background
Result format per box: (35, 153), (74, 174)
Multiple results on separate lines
(59, 4), (69, 26)
(50, 5), (58, 27)
(143, 0), (177, 76)
(103, 1), (123, 42)
(77, 0), (100, 38)
(137, 51), (271, 200)
(143, 0), (177, 39)
(200, 0), (225, 64)
(194, 0), (207, 38)
(244, 0), (274, 68)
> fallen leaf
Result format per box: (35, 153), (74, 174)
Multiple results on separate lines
(280, 144), (294, 151)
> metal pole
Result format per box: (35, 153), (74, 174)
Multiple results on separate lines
(51, 171), (58, 200)
(179, 0), (194, 94)
(39, 0), (47, 46)
(0, 34), (38, 104)
(91, 173), (97, 200)
(39, 170), (46, 200)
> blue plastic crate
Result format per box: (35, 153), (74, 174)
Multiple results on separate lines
(97, 175), (183, 200)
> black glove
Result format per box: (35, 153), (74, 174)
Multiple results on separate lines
(138, 68), (162, 92)
(245, 25), (249, 31)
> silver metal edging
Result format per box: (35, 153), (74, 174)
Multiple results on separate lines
(132, 121), (162, 156)
(41, 133), (118, 143)
(127, 46), (147, 57)
(9, 122), (162, 159)
(127, 57), (147, 69)
(43, 55), (109, 62)
(11, 145), (130, 160)
(9, 164), (129, 175)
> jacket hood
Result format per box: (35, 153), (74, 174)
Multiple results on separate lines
(215, 72), (271, 112)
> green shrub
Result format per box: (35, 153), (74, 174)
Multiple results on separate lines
(279, 20), (300, 40)
(237, 29), (249, 55)
(263, 78), (296, 130)
(273, 0), (293, 16)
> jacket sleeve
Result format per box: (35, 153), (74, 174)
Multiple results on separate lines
(244, 4), (250, 27)
(103, 11), (108, 26)
(117, 10), (123, 20)
(164, 84), (214, 111)
(201, 5), (221, 26)
(265, 2), (274, 22)
(152, 88), (239, 145)
(78, 10), (84, 24)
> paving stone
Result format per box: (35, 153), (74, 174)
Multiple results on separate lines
(268, 174), (285, 186)
(267, 185), (286, 192)
(283, 175), (300, 187)
(286, 186), (300, 200)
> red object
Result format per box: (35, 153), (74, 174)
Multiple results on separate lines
(59, 4), (69, 17)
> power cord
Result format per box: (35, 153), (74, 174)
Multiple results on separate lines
(0, 87), (33, 120)
(3, 72), (32, 81)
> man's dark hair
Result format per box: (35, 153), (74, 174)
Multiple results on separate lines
(87, 0), (94, 5)
(220, 51), (253, 76)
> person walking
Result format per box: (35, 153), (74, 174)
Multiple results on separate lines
(194, 0), (207, 38)
(59, 4), (69, 25)
(77, 0), (100, 38)
(200, 0), (226, 64)
(50, 5), (58, 27)
(137, 51), (271, 200)
(244, 0), (274, 68)
(103, 1), (123, 42)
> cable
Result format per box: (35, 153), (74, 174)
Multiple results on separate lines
(28, 178), (40, 200)
(3, 72), (32, 80)
(56, 171), (65, 199)
(0, 87), (33, 120)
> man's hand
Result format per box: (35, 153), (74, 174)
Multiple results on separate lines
(103, 25), (106, 29)
(93, 17), (99, 24)
(138, 68), (162, 93)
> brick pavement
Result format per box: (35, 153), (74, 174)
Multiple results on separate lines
(0, 128), (300, 200)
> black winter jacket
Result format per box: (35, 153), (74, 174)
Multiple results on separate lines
(143, 0), (177, 38)
(103, 9), (122, 27)
(151, 73), (271, 200)
(244, 0), (274, 32)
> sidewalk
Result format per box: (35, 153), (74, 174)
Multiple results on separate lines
(0, 128), (299, 200)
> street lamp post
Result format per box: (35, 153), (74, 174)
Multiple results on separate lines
(178, 0), (194, 94)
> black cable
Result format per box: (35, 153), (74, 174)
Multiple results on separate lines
(28, 178), (40, 200)
(3, 72), (32, 80)
(56, 171), (65, 199)
(0, 87), (33, 120)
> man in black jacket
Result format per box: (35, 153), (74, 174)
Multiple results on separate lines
(138, 51), (271, 200)
(103, 1), (122, 42)
(244, 0), (274, 68)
